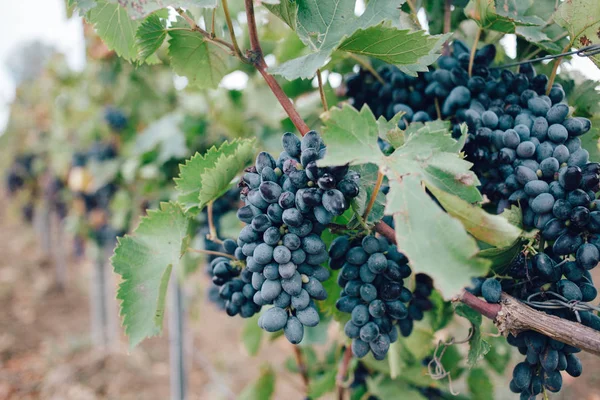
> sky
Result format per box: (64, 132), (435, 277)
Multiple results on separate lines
(0, 1), (598, 134)
(0, 0), (86, 133)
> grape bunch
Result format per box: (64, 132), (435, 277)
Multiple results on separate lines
(208, 238), (262, 318)
(345, 40), (498, 134)
(104, 106), (128, 132)
(223, 130), (361, 344)
(345, 38), (600, 398)
(331, 234), (413, 359)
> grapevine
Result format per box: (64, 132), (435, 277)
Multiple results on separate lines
(2, 0), (600, 399)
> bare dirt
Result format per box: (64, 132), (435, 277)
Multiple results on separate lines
(0, 210), (305, 400)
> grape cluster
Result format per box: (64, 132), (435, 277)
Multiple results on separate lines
(226, 131), (361, 344)
(345, 38), (600, 398)
(208, 238), (262, 318)
(345, 40), (497, 134)
(331, 234), (413, 359)
(104, 106), (128, 132)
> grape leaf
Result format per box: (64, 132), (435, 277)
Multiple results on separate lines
(134, 113), (188, 163)
(454, 303), (491, 367)
(397, 33), (452, 76)
(242, 314), (263, 356)
(175, 139), (256, 214)
(264, 0), (298, 30)
(349, 163), (387, 227)
(308, 370), (336, 398)
(319, 105), (388, 166)
(319, 106), (487, 297)
(388, 177), (491, 299)
(338, 27), (447, 66)
(270, 0), (418, 80)
(467, 368), (494, 400)
(465, 0), (544, 33)
(366, 376), (426, 400)
(168, 29), (229, 89)
(554, 0), (600, 68)
(112, 202), (191, 347)
(569, 80), (600, 118)
(107, 0), (216, 19)
(136, 13), (167, 62)
(69, 0), (97, 14)
(427, 185), (522, 248)
(238, 366), (276, 400)
(86, 0), (140, 61)
(580, 121), (600, 163)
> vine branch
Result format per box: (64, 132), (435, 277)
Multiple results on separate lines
(317, 69), (329, 112)
(336, 345), (353, 400)
(242, 0), (310, 136)
(188, 248), (236, 260)
(363, 170), (384, 221)
(221, 0), (246, 62)
(292, 345), (310, 391)
(176, 8), (236, 54)
(374, 220), (600, 356)
(468, 27), (482, 77)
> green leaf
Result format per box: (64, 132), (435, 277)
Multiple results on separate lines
(568, 80), (600, 118)
(269, 0), (406, 80)
(338, 26), (446, 66)
(366, 376), (426, 400)
(136, 13), (167, 62)
(175, 139), (256, 214)
(112, 202), (190, 347)
(427, 185), (522, 247)
(108, 0), (217, 19)
(238, 366), (276, 400)
(349, 163), (386, 227)
(478, 237), (524, 273)
(467, 368), (494, 400)
(308, 369), (336, 398)
(454, 304), (491, 367)
(134, 113), (188, 163)
(168, 29), (229, 89)
(318, 105), (387, 167)
(264, 0), (298, 30)
(242, 314), (263, 356)
(320, 107), (487, 298)
(484, 335), (512, 374)
(465, 0), (544, 33)
(554, 0), (600, 68)
(69, 0), (97, 14)
(86, 0), (140, 61)
(580, 120), (600, 163)
(388, 176), (490, 299)
(338, 25), (446, 65)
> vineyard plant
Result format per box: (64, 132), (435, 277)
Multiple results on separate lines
(3, 0), (600, 399)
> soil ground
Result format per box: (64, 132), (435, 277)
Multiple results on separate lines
(0, 201), (599, 400)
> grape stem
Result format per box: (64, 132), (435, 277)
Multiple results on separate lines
(187, 248), (236, 260)
(206, 201), (224, 245)
(176, 8), (236, 56)
(347, 54), (385, 84)
(468, 27), (482, 77)
(336, 345), (354, 400)
(546, 42), (572, 95)
(242, 0), (310, 136)
(373, 220), (600, 356)
(363, 170), (384, 221)
(221, 0), (246, 62)
(317, 69), (329, 112)
(292, 345), (310, 391)
(405, 0), (422, 30)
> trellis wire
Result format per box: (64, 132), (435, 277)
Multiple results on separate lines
(492, 44), (600, 69)
(522, 291), (600, 323)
